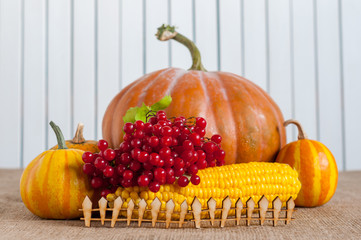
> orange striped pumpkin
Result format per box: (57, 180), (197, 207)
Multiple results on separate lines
(275, 120), (338, 207)
(20, 122), (94, 219)
(102, 25), (286, 164)
(51, 123), (99, 153)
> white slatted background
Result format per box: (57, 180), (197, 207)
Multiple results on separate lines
(0, 0), (360, 170)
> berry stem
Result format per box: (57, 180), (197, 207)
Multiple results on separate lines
(49, 121), (68, 149)
(156, 24), (207, 71)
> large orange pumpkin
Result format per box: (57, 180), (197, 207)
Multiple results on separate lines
(102, 25), (286, 164)
(20, 122), (94, 219)
(275, 120), (338, 207)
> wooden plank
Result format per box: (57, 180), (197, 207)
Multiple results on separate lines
(194, 0), (218, 71)
(121, 0), (144, 87)
(97, 0), (120, 138)
(342, 0), (361, 170)
(73, 0), (96, 140)
(219, 0), (242, 75)
(145, 0), (169, 73)
(267, 0), (294, 142)
(169, 0), (194, 69)
(291, 0), (318, 140)
(47, 0), (72, 145)
(316, 0), (343, 170)
(0, 0), (22, 168)
(243, 0), (267, 90)
(23, 0), (46, 167)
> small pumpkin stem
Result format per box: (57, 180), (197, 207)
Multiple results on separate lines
(49, 121), (68, 149)
(73, 123), (86, 144)
(284, 119), (308, 140)
(156, 24), (207, 71)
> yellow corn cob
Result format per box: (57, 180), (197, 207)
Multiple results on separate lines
(107, 162), (301, 218)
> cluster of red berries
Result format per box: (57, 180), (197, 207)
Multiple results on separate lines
(82, 110), (225, 197)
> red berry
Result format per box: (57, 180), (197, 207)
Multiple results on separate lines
(166, 175), (176, 184)
(149, 181), (160, 193)
(130, 138), (142, 148)
(164, 157), (174, 167)
(91, 177), (103, 188)
(116, 164), (126, 175)
(171, 138), (178, 146)
(214, 149), (226, 161)
(101, 189), (112, 198)
(138, 151), (150, 163)
(109, 176), (119, 185)
(129, 160), (141, 172)
(189, 133), (201, 146)
(195, 117), (207, 128)
(148, 136), (159, 147)
(144, 122), (153, 134)
(156, 110), (166, 116)
(92, 168), (103, 177)
(178, 176), (189, 187)
(152, 124), (163, 136)
(131, 148), (141, 160)
(197, 150), (206, 161)
(154, 168), (166, 183)
(211, 134), (222, 144)
(196, 159), (207, 169)
(103, 166), (114, 177)
(142, 161), (153, 170)
(182, 140), (194, 151)
(188, 164), (198, 175)
(123, 133), (133, 142)
(159, 147), (171, 159)
(208, 159), (216, 167)
(82, 152), (94, 163)
(174, 158), (185, 169)
(134, 120), (145, 131)
(216, 160), (225, 166)
(161, 126), (173, 136)
(181, 150), (193, 162)
(148, 116), (158, 125)
(172, 127), (180, 137)
(103, 148), (116, 161)
(133, 130), (145, 139)
(142, 170), (154, 180)
(191, 175), (201, 185)
(160, 136), (172, 147)
(120, 178), (132, 188)
(122, 170), (133, 180)
(157, 114), (167, 121)
(174, 167), (185, 177)
(194, 127), (206, 137)
(83, 163), (95, 175)
(120, 153), (132, 165)
(123, 122), (134, 134)
(97, 139), (108, 151)
(149, 153), (161, 166)
(157, 159), (165, 167)
(94, 157), (108, 170)
(137, 175), (150, 187)
(202, 142), (216, 154)
(142, 144), (153, 153)
(119, 142), (131, 152)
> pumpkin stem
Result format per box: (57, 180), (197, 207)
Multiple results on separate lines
(156, 24), (207, 71)
(72, 123), (86, 144)
(49, 121), (68, 149)
(284, 119), (308, 140)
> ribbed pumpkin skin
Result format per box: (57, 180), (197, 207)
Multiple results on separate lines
(275, 139), (338, 207)
(102, 68), (286, 164)
(51, 140), (99, 153)
(20, 149), (94, 219)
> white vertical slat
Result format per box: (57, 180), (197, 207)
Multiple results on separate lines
(23, 0), (46, 167)
(268, 0), (294, 142)
(47, 0), (71, 147)
(316, 0), (343, 170)
(291, 0), (318, 140)
(73, 0), (96, 140)
(97, 0), (120, 139)
(219, 0), (242, 75)
(121, 0), (144, 87)
(0, 0), (22, 168)
(145, 0), (169, 73)
(243, 0), (267, 90)
(342, 0), (361, 171)
(170, 0), (194, 70)
(194, 0), (218, 71)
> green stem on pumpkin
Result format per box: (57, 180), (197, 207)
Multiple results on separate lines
(156, 24), (207, 71)
(50, 121), (68, 149)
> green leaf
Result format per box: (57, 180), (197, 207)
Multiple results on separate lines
(122, 107), (139, 124)
(135, 103), (150, 123)
(150, 95), (172, 112)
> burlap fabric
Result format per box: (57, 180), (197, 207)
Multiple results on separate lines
(0, 169), (360, 240)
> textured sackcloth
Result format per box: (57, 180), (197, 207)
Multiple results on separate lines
(0, 169), (360, 240)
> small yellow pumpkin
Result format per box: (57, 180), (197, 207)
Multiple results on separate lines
(20, 121), (94, 219)
(275, 119), (338, 207)
(51, 123), (99, 152)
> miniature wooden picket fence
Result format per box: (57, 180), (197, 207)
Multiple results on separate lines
(79, 195), (295, 229)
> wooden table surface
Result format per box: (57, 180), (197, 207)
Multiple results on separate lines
(0, 169), (360, 240)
